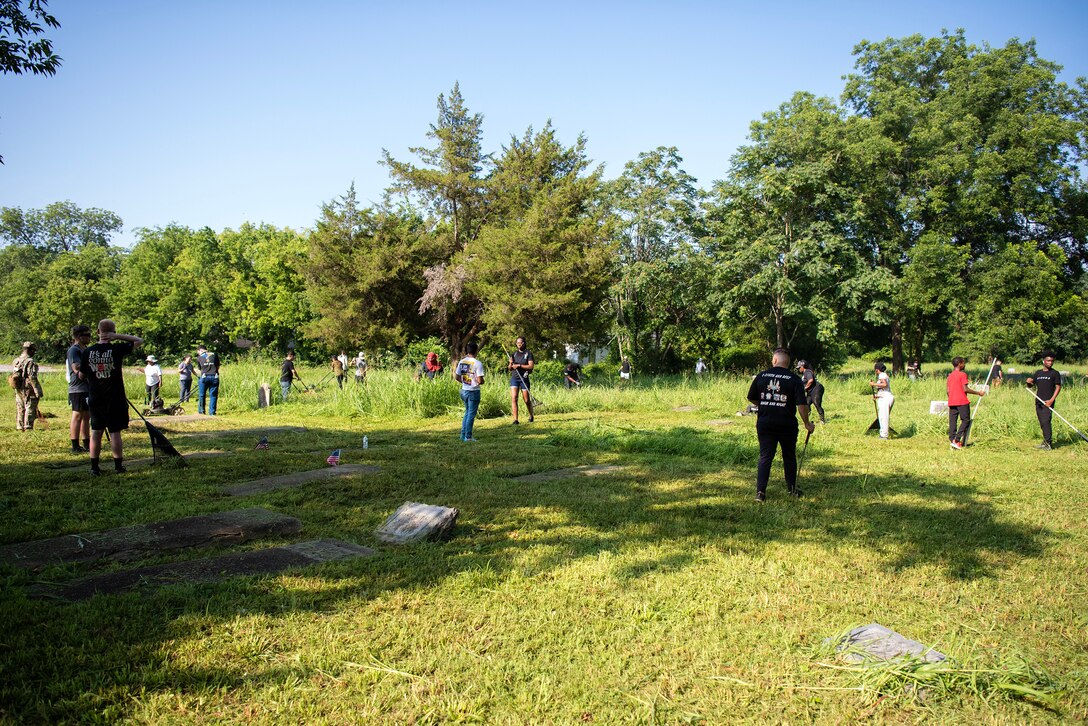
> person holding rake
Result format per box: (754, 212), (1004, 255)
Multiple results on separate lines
(947, 356), (986, 450)
(747, 348), (815, 502)
(508, 336), (535, 424)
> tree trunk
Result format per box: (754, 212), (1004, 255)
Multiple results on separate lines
(891, 319), (904, 374)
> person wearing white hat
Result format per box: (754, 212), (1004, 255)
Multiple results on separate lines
(138, 354), (162, 406)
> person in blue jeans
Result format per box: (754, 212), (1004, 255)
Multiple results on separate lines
(280, 350), (297, 402)
(195, 344), (221, 415)
(454, 342), (485, 442)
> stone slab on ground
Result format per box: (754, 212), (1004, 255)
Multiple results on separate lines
(830, 623), (947, 663)
(0, 508), (301, 570)
(226, 464), (380, 496)
(34, 539), (376, 601)
(166, 425), (307, 438)
(513, 464), (627, 484)
(930, 400), (949, 415)
(375, 502), (459, 544)
(672, 405), (699, 412)
(706, 419), (734, 426)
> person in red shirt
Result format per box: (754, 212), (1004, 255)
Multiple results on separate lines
(947, 356), (986, 449)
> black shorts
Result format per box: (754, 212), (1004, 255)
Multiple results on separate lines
(510, 375), (530, 390)
(88, 396), (129, 433)
(68, 392), (90, 412)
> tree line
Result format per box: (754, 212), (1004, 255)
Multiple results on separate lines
(3, 31), (1086, 371)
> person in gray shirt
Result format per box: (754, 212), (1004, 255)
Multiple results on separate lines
(66, 324), (93, 453)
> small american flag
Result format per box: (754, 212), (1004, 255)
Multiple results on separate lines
(254, 436), (269, 450)
(326, 449), (341, 466)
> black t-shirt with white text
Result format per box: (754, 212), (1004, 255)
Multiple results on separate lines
(747, 367), (808, 427)
(198, 351), (219, 377)
(1031, 368), (1061, 405)
(80, 341), (135, 401)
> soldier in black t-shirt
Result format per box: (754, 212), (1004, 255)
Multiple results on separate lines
(746, 349), (815, 501)
(79, 319), (143, 476)
(1026, 351), (1062, 450)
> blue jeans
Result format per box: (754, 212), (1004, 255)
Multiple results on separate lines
(179, 378), (192, 402)
(281, 380), (292, 402)
(198, 375), (219, 415)
(460, 389), (481, 440)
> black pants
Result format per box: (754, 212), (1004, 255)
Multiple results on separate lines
(806, 383), (825, 421)
(948, 404), (971, 443)
(145, 383), (159, 405)
(1036, 405), (1053, 445)
(756, 423), (798, 494)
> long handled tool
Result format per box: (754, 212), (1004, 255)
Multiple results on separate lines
(866, 397), (897, 435)
(797, 429), (812, 477)
(962, 358), (998, 446)
(1025, 387), (1088, 444)
(126, 400), (187, 465)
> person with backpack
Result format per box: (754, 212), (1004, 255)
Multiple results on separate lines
(11, 341), (43, 431)
(67, 325), (93, 452)
(195, 344), (220, 415)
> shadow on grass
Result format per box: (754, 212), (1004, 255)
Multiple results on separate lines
(0, 417), (1054, 720)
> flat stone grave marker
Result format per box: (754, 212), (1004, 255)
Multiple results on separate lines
(706, 419), (734, 426)
(514, 464), (627, 484)
(34, 539), (376, 601)
(375, 502), (459, 544)
(148, 413), (211, 423)
(929, 400), (949, 415)
(0, 508), (301, 570)
(673, 405), (699, 412)
(167, 425), (307, 438)
(828, 623), (947, 663)
(226, 464), (380, 496)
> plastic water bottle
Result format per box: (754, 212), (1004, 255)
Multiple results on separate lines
(362, 436), (369, 449)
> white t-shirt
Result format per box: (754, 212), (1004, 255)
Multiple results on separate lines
(354, 356), (367, 374)
(144, 364), (162, 386)
(875, 371), (892, 398)
(456, 356), (484, 391)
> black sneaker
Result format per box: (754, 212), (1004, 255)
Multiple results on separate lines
(71, 447), (85, 455)
(511, 420), (519, 425)
(755, 491), (766, 502)
(114, 465), (127, 474)
(90, 468), (102, 477)
(529, 416), (534, 423)
(789, 488), (803, 498)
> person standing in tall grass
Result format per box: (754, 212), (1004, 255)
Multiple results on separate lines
(870, 361), (894, 439)
(508, 336), (535, 425)
(747, 348), (815, 502)
(1026, 351), (1061, 451)
(947, 356), (986, 450)
(796, 359), (826, 424)
(455, 342), (485, 442)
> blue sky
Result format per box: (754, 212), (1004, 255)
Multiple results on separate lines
(2, 1), (1086, 245)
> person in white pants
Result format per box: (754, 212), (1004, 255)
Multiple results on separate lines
(870, 362), (894, 439)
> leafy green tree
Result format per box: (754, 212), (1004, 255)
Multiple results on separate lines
(303, 185), (434, 351)
(382, 83), (490, 358)
(467, 124), (616, 350)
(0, 202), (123, 252)
(1, 0), (61, 163)
(843, 31), (1088, 369)
(28, 244), (119, 350)
(608, 146), (711, 370)
(0, 242), (50, 352)
(708, 93), (861, 367)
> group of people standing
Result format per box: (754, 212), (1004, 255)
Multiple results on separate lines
(11, 322), (222, 475)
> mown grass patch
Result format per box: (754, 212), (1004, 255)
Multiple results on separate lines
(0, 361), (1085, 722)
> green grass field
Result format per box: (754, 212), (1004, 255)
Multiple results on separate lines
(1, 361), (1086, 723)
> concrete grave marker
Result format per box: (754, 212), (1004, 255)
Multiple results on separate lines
(706, 419), (734, 426)
(258, 383), (272, 409)
(829, 623), (947, 663)
(45, 450), (227, 471)
(929, 401), (949, 415)
(673, 405), (699, 412)
(0, 508), (301, 570)
(375, 502), (459, 544)
(168, 425), (307, 438)
(34, 539), (376, 601)
(513, 464), (626, 484)
(226, 464), (380, 496)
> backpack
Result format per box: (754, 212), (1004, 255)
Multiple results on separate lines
(8, 361), (24, 390)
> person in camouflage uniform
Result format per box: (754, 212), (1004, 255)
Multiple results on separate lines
(12, 341), (43, 431)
